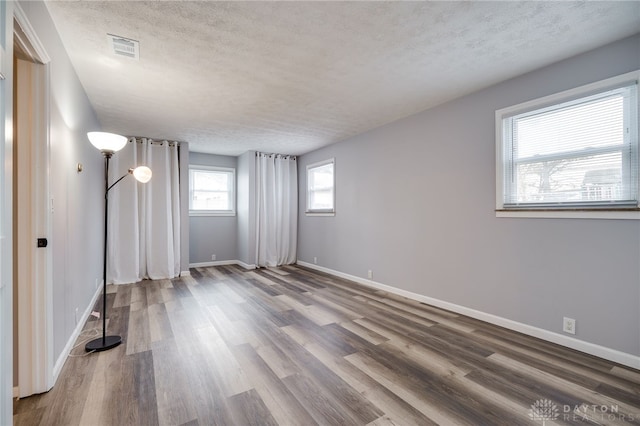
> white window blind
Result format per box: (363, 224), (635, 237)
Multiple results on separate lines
(499, 76), (638, 209)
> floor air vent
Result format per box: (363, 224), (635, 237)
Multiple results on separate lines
(108, 34), (139, 60)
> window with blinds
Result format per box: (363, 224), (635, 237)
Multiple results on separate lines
(189, 166), (236, 216)
(306, 159), (335, 215)
(497, 72), (638, 212)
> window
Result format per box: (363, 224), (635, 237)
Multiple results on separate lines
(189, 166), (235, 216)
(306, 158), (335, 215)
(496, 71), (639, 218)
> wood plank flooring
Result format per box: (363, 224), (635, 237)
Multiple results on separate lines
(13, 264), (640, 425)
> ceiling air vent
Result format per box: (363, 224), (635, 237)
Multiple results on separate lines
(107, 34), (139, 60)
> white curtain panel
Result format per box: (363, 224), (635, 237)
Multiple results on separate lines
(107, 138), (181, 283)
(255, 152), (298, 267)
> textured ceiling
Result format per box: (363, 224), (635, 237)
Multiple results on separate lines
(45, 1), (640, 156)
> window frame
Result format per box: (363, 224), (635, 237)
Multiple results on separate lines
(495, 70), (640, 220)
(306, 158), (335, 216)
(189, 165), (236, 217)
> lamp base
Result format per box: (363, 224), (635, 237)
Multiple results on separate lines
(85, 335), (122, 352)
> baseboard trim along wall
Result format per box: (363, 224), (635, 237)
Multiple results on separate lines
(189, 260), (256, 270)
(53, 283), (102, 382)
(296, 261), (640, 370)
(13, 387), (18, 398)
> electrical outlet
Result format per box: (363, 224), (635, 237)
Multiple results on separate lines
(313, 257), (317, 264)
(75, 307), (79, 325)
(563, 317), (576, 335)
(95, 278), (99, 289)
(367, 270), (373, 279)
(211, 254), (217, 261)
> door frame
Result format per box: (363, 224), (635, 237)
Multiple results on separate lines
(0, 1), (15, 423)
(13, 3), (53, 398)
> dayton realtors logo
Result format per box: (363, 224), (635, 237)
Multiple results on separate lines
(529, 399), (559, 425)
(529, 399), (635, 423)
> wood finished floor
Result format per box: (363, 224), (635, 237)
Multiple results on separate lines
(13, 264), (640, 426)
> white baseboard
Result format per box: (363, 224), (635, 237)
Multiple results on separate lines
(52, 284), (103, 383)
(189, 260), (256, 270)
(180, 270), (191, 277)
(236, 260), (257, 270)
(190, 260), (236, 268)
(297, 261), (640, 370)
(13, 386), (19, 398)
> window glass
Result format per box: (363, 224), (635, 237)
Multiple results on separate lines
(189, 166), (235, 216)
(307, 159), (335, 214)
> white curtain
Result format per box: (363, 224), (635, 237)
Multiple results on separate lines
(255, 152), (298, 267)
(108, 138), (181, 283)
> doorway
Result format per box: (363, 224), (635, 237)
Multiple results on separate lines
(12, 12), (52, 398)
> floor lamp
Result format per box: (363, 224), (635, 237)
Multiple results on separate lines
(85, 131), (152, 352)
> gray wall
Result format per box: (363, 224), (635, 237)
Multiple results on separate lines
(179, 143), (190, 273)
(21, 1), (104, 365)
(237, 151), (256, 266)
(297, 34), (640, 356)
(189, 152), (238, 264)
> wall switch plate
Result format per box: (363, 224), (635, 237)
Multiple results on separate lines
(563, 317), (576, 334)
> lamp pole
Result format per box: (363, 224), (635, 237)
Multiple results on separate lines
(86, 151), (122, 352)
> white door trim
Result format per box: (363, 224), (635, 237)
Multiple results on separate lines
(14, 5), (50, 64)
(0, 2), (15, 424)
(14, 3), (53, 398)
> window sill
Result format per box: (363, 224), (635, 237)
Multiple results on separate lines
(305, 211), (335, 217)
(496, 209), (640, 220)
(189, 211), (236, 217)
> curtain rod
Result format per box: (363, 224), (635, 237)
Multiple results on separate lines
(129, 136), (182, 146)
(256, 151), (297, 160)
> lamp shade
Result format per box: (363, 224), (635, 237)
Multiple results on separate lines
(87, 132), (128, 153)
(132, 166), (152, 183)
